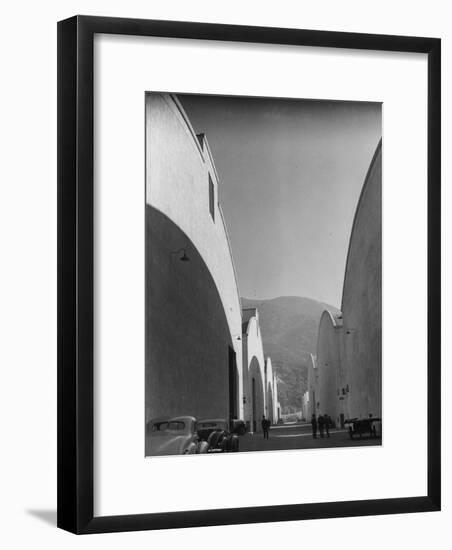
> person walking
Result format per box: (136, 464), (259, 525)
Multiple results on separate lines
(324, 414), (330, 438)
(311, 413), (317, 439)
(261, 415), (269, 440)
(318, 414), (325, 438)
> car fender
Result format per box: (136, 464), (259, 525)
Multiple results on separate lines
(184, 441), (198, 454)
(197, 440), (209, 454)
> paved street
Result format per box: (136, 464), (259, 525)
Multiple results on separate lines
(238, 422), (381, 453)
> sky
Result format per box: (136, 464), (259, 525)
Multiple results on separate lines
(178, 94), (381, 309)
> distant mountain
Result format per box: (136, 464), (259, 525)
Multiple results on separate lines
(241, 296), (340, 413)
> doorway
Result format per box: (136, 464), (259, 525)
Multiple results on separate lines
(228, 347), (238, 424)
(252, 377), (256, 432)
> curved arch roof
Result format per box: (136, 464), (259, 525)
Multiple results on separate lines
(341, 138), (382, 311)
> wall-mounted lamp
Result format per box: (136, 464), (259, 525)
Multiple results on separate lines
(170, 248), (190, 262)
(242, 396), (247, 405)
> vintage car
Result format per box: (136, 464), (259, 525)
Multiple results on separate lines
(197, 419), (240, 452)
(345, 417), (382, 440)
(146, 416), (209, 456)
(230, 418), (247, 436)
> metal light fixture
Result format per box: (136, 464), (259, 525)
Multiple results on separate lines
(170, 248), (190, 262)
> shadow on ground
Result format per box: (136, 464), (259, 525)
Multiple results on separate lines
(27, 509), (57, 526)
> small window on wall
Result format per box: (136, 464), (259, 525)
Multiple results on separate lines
(208, 174), (215, 221)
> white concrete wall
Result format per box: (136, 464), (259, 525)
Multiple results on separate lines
(264, 357), (279, 423)
(243, 314), (266, 392)
(302, 391), (309, 421)
(272, 371), (279, 422)
(307, 354), (319, 419)
(146, 92), (243, 418)
(242, 311), (278, 428)
(242, 310), (267, 431)
(316, 310), (343, 426)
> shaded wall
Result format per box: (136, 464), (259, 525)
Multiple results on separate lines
(316, 311), (343, 425)
(145, 206), (236, 427)
(267, 384), (274, 424)
(248, 356), (265, 432)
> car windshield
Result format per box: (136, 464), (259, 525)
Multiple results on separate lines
(199, 421), (227, 430)
(199, 422), (218, 428)
(152, 421), (186, 432)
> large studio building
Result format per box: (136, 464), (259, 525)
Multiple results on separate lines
(302, 354), (318, 420)
(145, 93), (278, 451)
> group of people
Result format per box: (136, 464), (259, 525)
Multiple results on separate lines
(310, 413), (332, 439)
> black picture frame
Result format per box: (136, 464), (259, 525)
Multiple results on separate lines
(57, 15), (441, 534)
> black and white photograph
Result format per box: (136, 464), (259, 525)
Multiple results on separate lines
(144, 92), (382, 457)
(0, 0), (445, 544)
